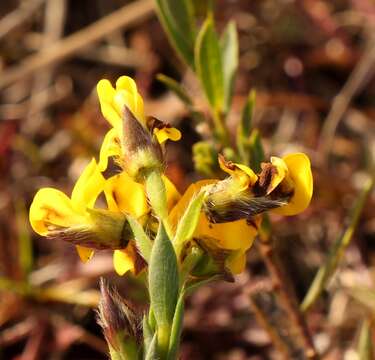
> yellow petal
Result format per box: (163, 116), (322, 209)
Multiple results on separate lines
(29, 188), (83, 235)
(226, 251), (247, 274)
(169, 180), (257, 251)
(116, 76), (138, 94)
(76, 245), (94, 263)
(113, 248), (135, 276)
(98, 129), (122, 172)
(100, 102), (122, 132)
(115, 76), (145, 123)
(197, 217), (256, 251)
(169, 179), (215, 229)
(218, 155), (257, 190)
(268, 156), (288, 194)
(163, 175), (181, 211)
(104, 172), (149, 217)
(97, 80), (122, 131)
(154, 127), (182, 144)
(273, 153), (313, 216)
(71, 159), (105, 211)
(97, 79), (116, 104)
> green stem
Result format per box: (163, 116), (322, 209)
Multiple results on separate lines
(212, 109), (230, 147)
(145, 171), (173, 238)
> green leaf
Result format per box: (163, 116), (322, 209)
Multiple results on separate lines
(126, 215), (152, 263)
(167, 293), (185, 360)
(192, 141), (218, 177)
(173, 191), (206, 257)
(237, 90), (256, 142)
(220, 21), (238, 112)
(358, 319), (373, 360)
(154, 0), (196, 67)
(195, 16), (225, 113)
(148, 223), (179, 355)
(143, 314), (155, 357)
(144, 333), (158, 360)
(301, 177), (375, 312)
(248, 129), (265, 173)
(157, 74), (193, 106)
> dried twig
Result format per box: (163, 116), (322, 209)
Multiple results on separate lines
(257, 239), (319, 359)
(318, 34), (375, 160)
(0, 0), (46, 40)
(0, 0), (154, 90)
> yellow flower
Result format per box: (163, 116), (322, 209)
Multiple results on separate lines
(102, 170), (181, 275)
(169, 180), (258, 274)
(29, 160), (146, 276)
(270, 152), (313, 216)
(96, 76), (181, 148)
(29, 159), (105, 262)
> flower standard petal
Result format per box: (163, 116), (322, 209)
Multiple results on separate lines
(272, 153), (313, 216)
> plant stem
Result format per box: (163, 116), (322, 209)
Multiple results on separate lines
(212, 109), (230, 147)
(145, 171), (173, 238)
(256, 238), (318, 360)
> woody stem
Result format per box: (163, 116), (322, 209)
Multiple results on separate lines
(256, 238), (318, 360)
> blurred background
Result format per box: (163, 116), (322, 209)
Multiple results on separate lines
(0, 0), (375, 359)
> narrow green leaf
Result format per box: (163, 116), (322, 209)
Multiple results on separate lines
(192, 141), (218, 177)
(143, 314), (155, 356)
(173, 191), (206, 257)
(154, 0), (196, 67)
(126, 215), (152, 263)
(167, 293), (185, 360)
(195, 16), (225, 112)
(301, 177), (375, 312)
(220, 21), (238, 112)
(149, 223), (179, 329)
(185, 275), (221, 295)
(144, 333), (158, 360)
(238, 91), (256, 142)
(358, 319), (373, 360)
(157, 74), (193, 106)
(248, 129), (265, 173)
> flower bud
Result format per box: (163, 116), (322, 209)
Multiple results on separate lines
(97, 278), (140, 357)
(121, 107), (164, 182)
(47, 208), (132, 250)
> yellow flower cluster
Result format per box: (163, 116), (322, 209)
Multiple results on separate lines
(29, 76), (313, 276)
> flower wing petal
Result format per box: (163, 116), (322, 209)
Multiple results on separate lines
(29, 188), (82, 235)
(113, 248), (135, 276)
(71, 159), (105, 211)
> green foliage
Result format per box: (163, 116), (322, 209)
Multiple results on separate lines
(148, 223), (179, 357)
(157, 74), (193, 106)
(144, 333), (158, 360)
(301, 177), (375, 312)
(220, 21), (238, 113)
(173, 191), (206, 257)
(195, 16), (225, 113)
(167, 293), (185, 360)
(192, 141), (218, 177)
(154, 0), (196, 67)
(358, 320), (373, 360)
(237, 91), (256, 165)
(126, 215), (152, 263)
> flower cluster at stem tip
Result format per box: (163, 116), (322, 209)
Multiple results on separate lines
(29, 76), (313, 276)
